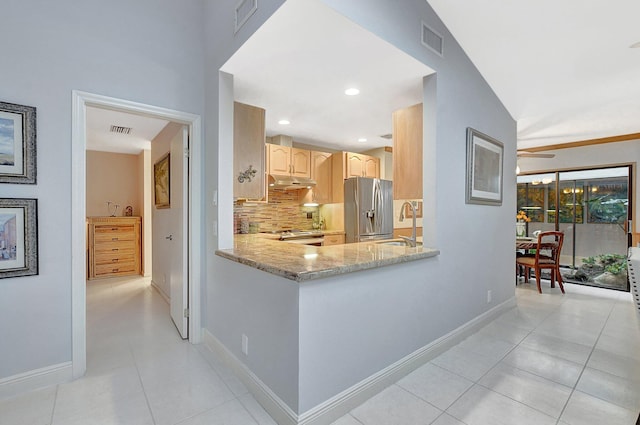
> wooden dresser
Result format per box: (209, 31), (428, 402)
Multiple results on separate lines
(87, 216), (142, 279)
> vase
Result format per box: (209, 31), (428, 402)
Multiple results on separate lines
(516, 222), (526, 237)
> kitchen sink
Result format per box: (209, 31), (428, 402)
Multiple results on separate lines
(375, 239), (422, 247)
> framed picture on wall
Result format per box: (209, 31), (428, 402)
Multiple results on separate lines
(154, 153), (170, 208)
(465, 127), (504, 205)
(0, 198), (38, 279)
(0, 101), (37, 184)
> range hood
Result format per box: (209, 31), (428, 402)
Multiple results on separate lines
(268, 174), (316, 190)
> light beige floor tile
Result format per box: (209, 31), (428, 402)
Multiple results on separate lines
(477, 320), (531, 345)
(502, 346), (583, 387)
(560, 390), (638, 425)
(587, 348), (640, 381)
(447, 385), (556, 425)
(520, 331), (592, 365)
(351, 385), (442, 425)
(175, 399), (258, 425)
(576, 367), (640, 412)
(457, 333), (516, 360)
(0, 386), (56, 425)
(52, 390), (154, 425)
(238, 393), (278, 425)
(479, 362), (572, 418)
(431, 345), (499, 382)
(431, 413), (467, 425)
(330, 414), (364, 425)
(397, 362), (473, 410)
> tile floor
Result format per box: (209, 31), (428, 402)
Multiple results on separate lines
(1, 276), (639, 425)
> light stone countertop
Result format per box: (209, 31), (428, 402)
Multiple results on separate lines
(215, 234), (439, 282)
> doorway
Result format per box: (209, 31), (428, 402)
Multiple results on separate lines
(517, 165), (632, 291)
(71, 91), (202, 379)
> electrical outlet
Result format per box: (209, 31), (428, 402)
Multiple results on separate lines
(242, 334), (249, 355)
(487, 290), (492, 303)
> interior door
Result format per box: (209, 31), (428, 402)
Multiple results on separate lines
(169, 126), (189, 338)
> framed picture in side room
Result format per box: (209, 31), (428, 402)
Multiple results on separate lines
(465, 127), (503, 205)
(0, 101), (36, 184)
(154, 153), (170, 208)
(0, 198), (38, 279)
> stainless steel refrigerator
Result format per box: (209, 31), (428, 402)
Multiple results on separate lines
(344, 177), (393, 243)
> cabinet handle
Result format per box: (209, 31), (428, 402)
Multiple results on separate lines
(112, 259), (119, 263)
(112, 268), (119, 272)
(112, 248), (119, 251)
(112, 237), (119, 241)
(111, 227), (118, 230)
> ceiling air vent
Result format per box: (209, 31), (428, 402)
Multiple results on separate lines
(379, 134), (393, 140)
(235, 0), (258, 34)
(110, 125), (132, 135)
(421, 21), (443, 57)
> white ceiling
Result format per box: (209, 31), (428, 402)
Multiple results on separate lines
(86, 106), (169, 154)
(427, 0), (640, 150)
(221, 0), (434, 152)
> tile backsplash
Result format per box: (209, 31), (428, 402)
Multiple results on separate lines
(234, 189), (316, 233)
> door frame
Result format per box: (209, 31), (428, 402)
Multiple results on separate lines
(71, 90), (202, 379)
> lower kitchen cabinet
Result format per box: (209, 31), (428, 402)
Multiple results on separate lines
(323, 233), (345, 246)
(88, 216), (142, 279)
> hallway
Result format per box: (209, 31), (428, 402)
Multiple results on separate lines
(1, 277), (639, 424)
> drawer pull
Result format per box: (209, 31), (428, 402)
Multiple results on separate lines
(112, 259), (119, 263)
(112, 248), (119, 251)
(111, 227), (118, 230)
(112, 237), (119, 241)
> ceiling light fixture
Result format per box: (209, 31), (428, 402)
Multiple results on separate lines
(344, 88), (360, 96)
(278, 119), (290, 125)
(358, 138), (367, 142)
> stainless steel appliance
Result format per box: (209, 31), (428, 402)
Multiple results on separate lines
(344, 177), (393, 243)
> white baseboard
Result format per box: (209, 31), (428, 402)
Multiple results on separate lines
(0, 362), (73, 401)
(203, 296), (516, 425)
(151, 280), (170, 304)
(203, 331), (299, 425)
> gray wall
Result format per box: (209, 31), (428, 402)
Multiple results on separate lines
(204, 0), (517, 416)
(0, 0), (204, 379)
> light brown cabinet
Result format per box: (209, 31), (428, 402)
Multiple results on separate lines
(88, 216), (141, 279)
(345, 152), (380, 179)
(331, 151), (380, 202)
(234, 102), (266, 200)
(393, 103), (423, 200)
(310, 151), (333, 204)
(323, 233), (345, 246)
(267, 144), (311, 178)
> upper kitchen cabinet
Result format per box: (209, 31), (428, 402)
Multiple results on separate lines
(310, 150), (333, 204)
(393, 103), (423, 200)
(267, 144), (311, 178)
(331, 151), (380, 202)
(234, 102), (266, 200)
(345, 152), (380, 179)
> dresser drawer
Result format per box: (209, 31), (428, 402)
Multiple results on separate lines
(94, 241), (136, 253)
(95, 262), (137, 276)
(94, 227), (136, 243)
(94, 250), (136, 265)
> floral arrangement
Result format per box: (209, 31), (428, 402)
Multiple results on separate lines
(516, 210), (531, 222)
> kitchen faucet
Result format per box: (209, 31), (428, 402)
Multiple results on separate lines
(398, 201), (417, 247)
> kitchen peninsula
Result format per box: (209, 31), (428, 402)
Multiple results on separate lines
(216, 233), (438, 282)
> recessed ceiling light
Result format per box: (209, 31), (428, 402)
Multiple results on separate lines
(278, 119), (290, 125)
(358, 138), (367, 142)
(630, 41), (640, 48)
(345, 88), (360, 96)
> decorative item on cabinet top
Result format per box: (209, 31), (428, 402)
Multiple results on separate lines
(0, 101), (37, 184)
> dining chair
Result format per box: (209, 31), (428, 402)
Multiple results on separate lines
(516, 231), (565, 293)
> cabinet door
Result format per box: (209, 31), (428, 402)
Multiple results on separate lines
(363, 155), (380, 178)
(291, 148), (311, 178)
(345, 152), (365, 178)
(393, 103), (423, 199)
(268, 144), (291, 175)
(310, 151), (332, 204)
(234, 102), (266, 199)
